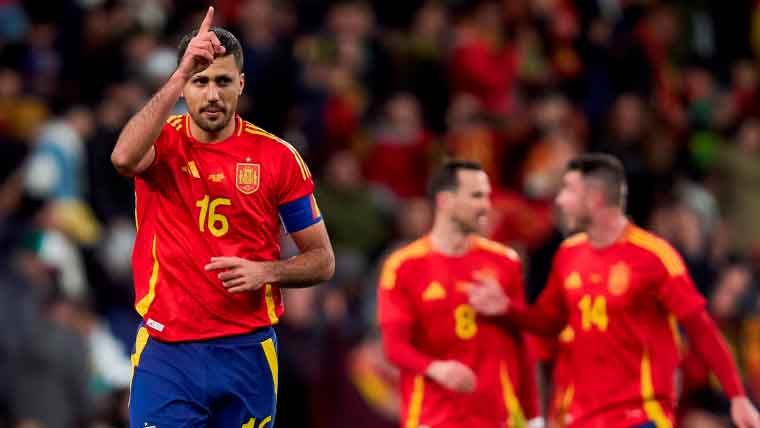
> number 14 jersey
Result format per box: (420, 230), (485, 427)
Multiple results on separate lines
(132, 114), (315, 342)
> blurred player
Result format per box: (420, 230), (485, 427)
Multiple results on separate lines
(377, 160), (541, 428)
(468, 153), (760, 428)
(111, 7), (334, 428)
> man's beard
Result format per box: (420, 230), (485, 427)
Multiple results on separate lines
(192, 106), (233, 133)
(452, 212), (488, 236)
(555, 208), (592, 236)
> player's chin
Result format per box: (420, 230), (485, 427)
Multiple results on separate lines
(472, 216), (490, 235)
(197, 115), (231, 132)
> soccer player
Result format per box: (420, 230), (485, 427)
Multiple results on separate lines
(377, 160), (541, 428)
(111, 7), (334, 428)
(468, 153), (760, 428)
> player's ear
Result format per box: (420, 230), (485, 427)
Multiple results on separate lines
(238, 72), (245, 95)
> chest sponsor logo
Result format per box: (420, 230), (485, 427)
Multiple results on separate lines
(564, 271), (582, 289)
(608, 262), (631, 296)
(208, 172), (225, 183)
(236, 163), (260, 194)
(422, 281), (446, 301)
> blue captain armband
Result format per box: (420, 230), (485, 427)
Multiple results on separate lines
(278, 194), (322, 233)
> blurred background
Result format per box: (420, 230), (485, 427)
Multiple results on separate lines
(1, 0), (760, 427)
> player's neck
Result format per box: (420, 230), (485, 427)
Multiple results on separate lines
(587, 210), (629, 249)
(429, 218), (471, 256)
(189, 116), (236, 143)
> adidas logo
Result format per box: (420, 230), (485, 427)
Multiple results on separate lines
(422, 281), (446, 301)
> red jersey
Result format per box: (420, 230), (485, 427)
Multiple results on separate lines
(530, 225), (705, 428)
(378, 235), (536, 428)
(132, 114), (315, 342)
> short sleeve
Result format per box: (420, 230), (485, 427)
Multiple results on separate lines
(276, 142), (315, 205)
(138, 124), (175, 179)
(653, 248), (706, 319)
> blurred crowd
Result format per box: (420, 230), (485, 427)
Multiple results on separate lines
(2, 0), (760, 427)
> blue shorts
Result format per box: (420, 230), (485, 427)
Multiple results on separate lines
(129, 326), (278, 428)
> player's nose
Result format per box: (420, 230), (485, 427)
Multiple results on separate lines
(206, 84), (221, 101)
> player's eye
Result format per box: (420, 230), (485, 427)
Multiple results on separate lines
(216, 77), (232, 86)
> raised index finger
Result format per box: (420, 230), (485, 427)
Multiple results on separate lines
(198, 6), (214, 34)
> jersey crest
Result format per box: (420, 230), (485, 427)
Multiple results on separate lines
(608, 262), (631, 296)
(236, 163), (260, 194)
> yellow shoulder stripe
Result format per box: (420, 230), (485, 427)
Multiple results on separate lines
(473, 236), (519, 262)
(561, 233), (588, 248)
(166, 114), (184, 131)
(380, 239), (431, 290)
(243, 123), (311, 180)
(626, 227), (685, 276)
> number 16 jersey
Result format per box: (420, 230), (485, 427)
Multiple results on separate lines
(132, 114), (316, 342)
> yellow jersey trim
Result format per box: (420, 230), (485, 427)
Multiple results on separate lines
(472, 236), (520, 261)
(500, 361), (527, 428)
(640, 351), (673, 428)
(264, 284), (279, 324)
(243, 122), (311, 180)
(561, 233), (588, 248)
(135, 235), (159, 316)
(261, 338), (279, 397)
(626, 227), (686, 276)
(405, 375), (425, 428)
(379, 238), (431, 290)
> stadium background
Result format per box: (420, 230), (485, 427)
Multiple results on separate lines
(0, 0), (759, 426)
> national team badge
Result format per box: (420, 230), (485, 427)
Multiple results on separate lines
(608, 262), (631, 295)
(236, 163), (260, 194)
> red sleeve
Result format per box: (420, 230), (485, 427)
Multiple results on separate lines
(653, 247), (706, 319)
(680, 309), (745, 397)
(377, 262), (434, 374)
(276, 142), (315, 205)
(505, 260), (568, 336)
(139, 124), (175, 180)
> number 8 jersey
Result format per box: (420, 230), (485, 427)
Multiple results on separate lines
(132, 114), (318, 342)
(377, 236), (538, 428)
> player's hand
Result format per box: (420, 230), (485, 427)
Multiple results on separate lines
(425, 360), (477, 393)
(204, 256), (275, 293)
(731, 396), (760, 428)
(468, 272), (509, 316)
(176, 6), (226, 80)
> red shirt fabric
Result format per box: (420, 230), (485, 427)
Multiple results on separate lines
(132, 114), (315, 342)
(377, 235), (538, 428)
(510, 225), (706, 428)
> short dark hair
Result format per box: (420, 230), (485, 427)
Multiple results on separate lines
(567, 153), (627, 209)
(177, 27), (244, 71)
(428, 160), (483, 198)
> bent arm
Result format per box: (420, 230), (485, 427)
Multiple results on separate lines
(270, 221), (334, 288)
(111, 72), (187, 176)
(381, 322), (434, 374)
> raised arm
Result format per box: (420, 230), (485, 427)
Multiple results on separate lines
(111, 6), (224, 176)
